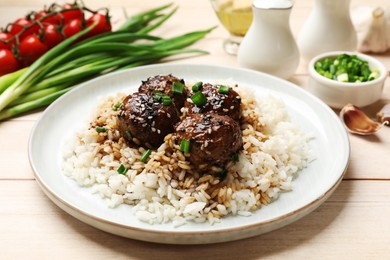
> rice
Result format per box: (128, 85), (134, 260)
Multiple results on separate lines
(61, 85), (314, 226)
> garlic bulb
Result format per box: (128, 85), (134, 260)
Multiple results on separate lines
(352, 6), (390, 53)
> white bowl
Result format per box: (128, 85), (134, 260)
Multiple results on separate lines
(308, 51), (387, 109)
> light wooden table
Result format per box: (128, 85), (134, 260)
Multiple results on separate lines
(1, 0), (390, 259)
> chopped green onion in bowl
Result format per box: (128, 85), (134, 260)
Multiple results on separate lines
(308, 51), (387, 108)
(314, 53), (380, 83)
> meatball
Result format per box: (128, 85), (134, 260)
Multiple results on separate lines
(174, 113), (243, 173)
(138, 74), (188, 110)
(118, 92), (180, 149)
(185, 83), (241, 121)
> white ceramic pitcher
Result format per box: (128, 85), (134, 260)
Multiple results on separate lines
(237, 0), (299, 80)
(298, 0), (357, 62)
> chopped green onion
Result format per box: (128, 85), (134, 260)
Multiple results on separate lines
(217, 169), (228, 179)
(96, 126), (107, 133)
(117, 164), (128, 175)
(172, 81), (185, 95)
(125, 130), (132, 139)
(154, 92), (163, 102)
(337, 73), (348, 82)
(154, 92), (172, 106)
(232, 152), (239, 162)
(162, 95), (172, 106)
(140, 149), (152, 162)
(180, 139), (190, 153)
(218, 85), (229, 94)
(112, 102), (122, 111)
(191, 91), (207, 106)
(191, 81), (203, 92)
(369, 68), (380, 80)
(314, 53), (380, 83)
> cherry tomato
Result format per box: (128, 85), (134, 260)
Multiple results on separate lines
(0, 32), (15, 50)
(61, 4), (84, 24)
(41, 24), (63, 49)
(0, 49), (19, 76)
(63, 18), (84, 38)
(19, 35), (48, 66)
(35, 10), (60, 25)
(85, 13), (111, 38)
(9, 17), (40, 40)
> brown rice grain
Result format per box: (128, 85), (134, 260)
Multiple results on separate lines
(178, 161), (191, 170)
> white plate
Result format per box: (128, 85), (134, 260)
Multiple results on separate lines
(29, 64), (350, 244)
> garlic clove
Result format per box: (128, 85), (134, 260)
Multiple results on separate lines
(339, 104), (382, 135)
(376, 103), (390, 126)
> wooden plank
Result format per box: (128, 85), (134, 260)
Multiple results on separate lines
(0, 180), (389, 259)
(0, 120), (35, 179)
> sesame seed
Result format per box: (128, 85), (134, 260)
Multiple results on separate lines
(157, 129), (161, 134)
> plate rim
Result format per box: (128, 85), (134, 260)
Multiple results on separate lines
(28, 63), (350, 243)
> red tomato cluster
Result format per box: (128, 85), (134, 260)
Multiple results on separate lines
(0, 2), (112, 76)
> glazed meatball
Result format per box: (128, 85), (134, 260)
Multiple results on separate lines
(185, 83), (241, 121)
(174, 113), (243, 173)
(118, 92), (180, 149)
(138, 74), (188, 110)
